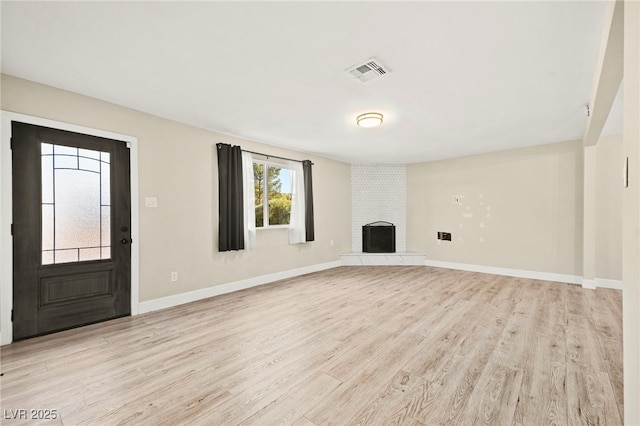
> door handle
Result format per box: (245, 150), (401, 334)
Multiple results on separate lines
(121, 238), (132, 244)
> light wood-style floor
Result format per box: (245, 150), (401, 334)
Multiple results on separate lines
(0, 266), (623, 425)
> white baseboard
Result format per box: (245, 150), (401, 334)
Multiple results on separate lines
(595, 278), (624, 290)
(424, 259), (623, 290)
(138, 261), (342, 314)
(424, 259), (584, 285)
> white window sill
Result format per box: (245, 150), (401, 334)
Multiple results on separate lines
(256, 225), (290, 231)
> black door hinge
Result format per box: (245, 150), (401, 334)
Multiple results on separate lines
(11, 223), (14, 236)
(11, 310), (14, 322)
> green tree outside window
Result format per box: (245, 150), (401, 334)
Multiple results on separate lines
(253, 163), (291, 227)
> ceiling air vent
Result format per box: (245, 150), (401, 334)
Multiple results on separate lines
(347, 57), (390, 83)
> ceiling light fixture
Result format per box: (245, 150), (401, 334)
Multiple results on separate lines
(356, 112), (383, 128)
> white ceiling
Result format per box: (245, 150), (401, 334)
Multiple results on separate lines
(1, 1), (619, 164)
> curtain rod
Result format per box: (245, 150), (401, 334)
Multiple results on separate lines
(242, 149), (314, 165)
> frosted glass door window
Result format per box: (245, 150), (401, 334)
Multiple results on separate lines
(41, 143), (111, 264)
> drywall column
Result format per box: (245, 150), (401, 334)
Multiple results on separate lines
(623, 0), (640, 423)
(582, 145), (597, 289)
(583, 0), (623, 147)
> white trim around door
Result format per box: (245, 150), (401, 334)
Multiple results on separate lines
(1, 111), (140, 345)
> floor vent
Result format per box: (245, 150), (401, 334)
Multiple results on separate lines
(347, 57), (391, 83)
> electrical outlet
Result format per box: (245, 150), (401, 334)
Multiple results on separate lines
(145, 197), (158, 208)
(330, 239), (334, 246)
(170, 271), (178, 282)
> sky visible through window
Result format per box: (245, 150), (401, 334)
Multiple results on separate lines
(279, 169), (291, 194)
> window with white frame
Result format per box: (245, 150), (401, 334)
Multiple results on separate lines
(253, 161), (293, 228)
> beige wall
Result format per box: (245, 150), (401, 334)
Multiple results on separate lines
(1, 74), (351, 302)
(407, 141), (585, 276)
(595, 134), (623, 280)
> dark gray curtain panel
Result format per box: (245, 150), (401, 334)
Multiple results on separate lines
(303, 160), (315, 242)
(216, 143), (244, 251)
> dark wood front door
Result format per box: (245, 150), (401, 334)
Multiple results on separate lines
(12, 122), (131, 341)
